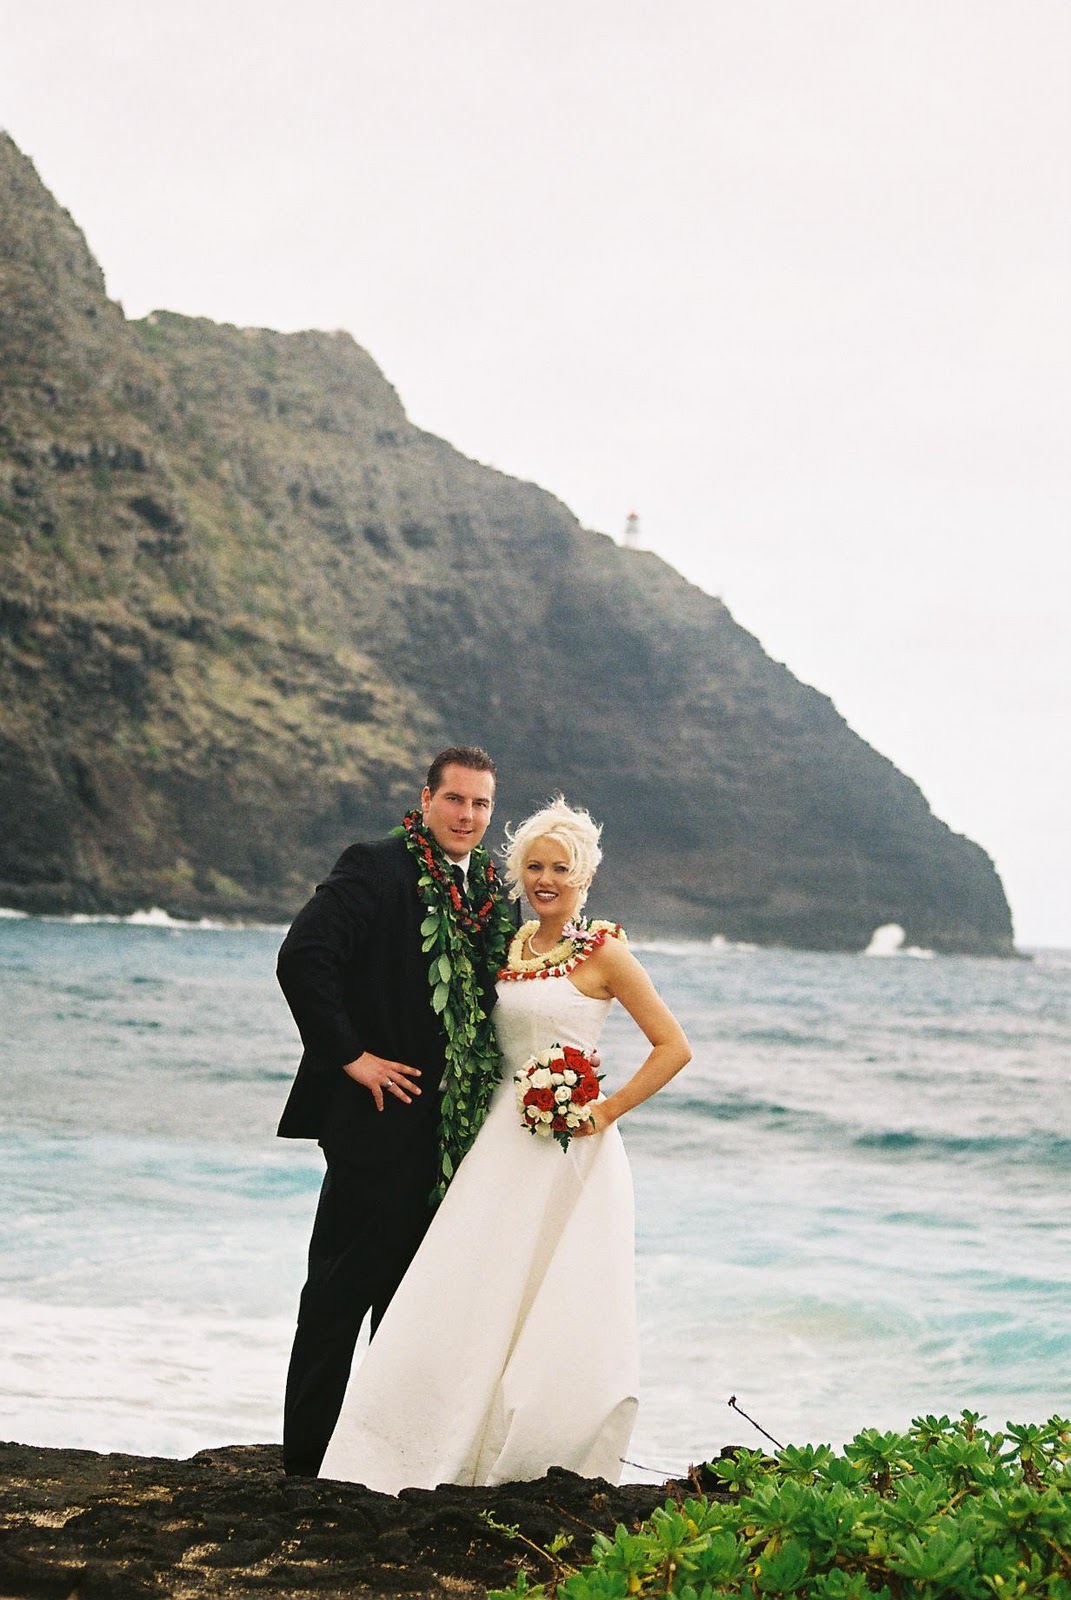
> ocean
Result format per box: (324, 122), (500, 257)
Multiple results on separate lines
(2, 911), (1069, 1479)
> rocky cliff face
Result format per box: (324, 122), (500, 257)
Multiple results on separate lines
(0, 133), (1014, 952)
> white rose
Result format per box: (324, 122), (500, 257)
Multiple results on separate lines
(539, 1108), (554, 1123)
(565, 1112), (582, 1128)
(562, 1069), (578, 1086)
(529, 1068), (553, 1089)
(554, 1085), (571, 1103)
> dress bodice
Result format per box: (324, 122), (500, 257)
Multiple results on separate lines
(493, 973), (611, 1074)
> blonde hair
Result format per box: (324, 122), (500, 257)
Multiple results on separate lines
(502, 797), (603, 903)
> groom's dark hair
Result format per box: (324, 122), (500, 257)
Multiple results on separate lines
(425, 746), (497, 796)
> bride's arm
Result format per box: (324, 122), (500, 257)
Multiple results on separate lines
(580, 939), (691, 1134)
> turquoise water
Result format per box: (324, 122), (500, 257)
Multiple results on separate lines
(2, 914), (1069, 1473)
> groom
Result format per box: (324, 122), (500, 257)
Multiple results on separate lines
(276, 745), (508, 1476)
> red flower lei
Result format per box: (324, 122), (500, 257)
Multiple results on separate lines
(401, 809), (504, 936)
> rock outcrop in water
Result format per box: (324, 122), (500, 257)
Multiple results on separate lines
(0, 132), (1015, 952)
(0, 1440), (694, 1598)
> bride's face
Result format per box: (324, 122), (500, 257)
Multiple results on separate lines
(523, 835), (587, 924)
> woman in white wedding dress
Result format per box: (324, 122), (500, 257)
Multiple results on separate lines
(319, 798), (691, 1492)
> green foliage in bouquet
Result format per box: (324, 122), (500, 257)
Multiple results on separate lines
(488, 1412), (1071, 1599)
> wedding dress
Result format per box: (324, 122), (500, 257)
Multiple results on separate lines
(318, 967), (639, 1491)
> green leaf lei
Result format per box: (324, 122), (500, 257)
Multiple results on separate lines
(396, 808), (514, 1205)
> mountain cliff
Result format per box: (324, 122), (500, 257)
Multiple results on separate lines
(0, 133), (1014, 952)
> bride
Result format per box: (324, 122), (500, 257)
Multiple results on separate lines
(319, 797), (691, 1491)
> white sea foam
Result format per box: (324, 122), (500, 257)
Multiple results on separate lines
(0, 1297), (293, 1458)
(0, 906), (30, 919)
(25, 906), (289, 932)
(863, 922), (934, 959)
(710, 933), (761, 953)
(632, 934), (759, 956)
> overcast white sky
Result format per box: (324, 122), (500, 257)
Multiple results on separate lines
(3, 1), (1068, 945)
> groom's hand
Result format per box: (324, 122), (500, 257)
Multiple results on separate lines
(343, 1052), (422, 1112)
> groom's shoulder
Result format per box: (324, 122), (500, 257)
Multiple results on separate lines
(325, 833), (411, 885)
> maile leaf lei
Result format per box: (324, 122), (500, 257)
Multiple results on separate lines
(397, 809), (514, 1204)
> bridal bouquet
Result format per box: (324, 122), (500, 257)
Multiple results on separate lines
(515, 1043), (603, 1151)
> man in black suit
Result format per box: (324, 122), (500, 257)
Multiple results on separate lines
(276, 745), (508, 1476)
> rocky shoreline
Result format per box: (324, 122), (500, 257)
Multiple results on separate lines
(0, 1440), (720, 1599)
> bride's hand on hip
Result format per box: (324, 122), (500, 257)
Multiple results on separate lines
(343, 1051), (421, 1111)
(579, 1101), (612, 1136)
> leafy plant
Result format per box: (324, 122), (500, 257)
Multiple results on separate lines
(488, 1412), (1071, 1599)
(397, 808), (514, 1203)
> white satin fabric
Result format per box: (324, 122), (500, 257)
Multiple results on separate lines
(319, 972), (639, 1491)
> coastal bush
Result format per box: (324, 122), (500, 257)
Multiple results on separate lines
(488, 1413), (1071, 1598)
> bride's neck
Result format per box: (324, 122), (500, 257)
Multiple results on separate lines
(528, 915), (569, 952)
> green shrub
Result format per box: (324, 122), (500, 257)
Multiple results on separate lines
(489, 1412), (1071, 1599)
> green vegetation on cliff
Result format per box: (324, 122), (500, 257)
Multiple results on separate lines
(0, 133), (1014, 950)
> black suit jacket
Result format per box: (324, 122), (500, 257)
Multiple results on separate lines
(276, 835), (504, 1161)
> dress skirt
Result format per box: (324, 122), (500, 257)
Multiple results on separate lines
(319, 975), (639, 1491)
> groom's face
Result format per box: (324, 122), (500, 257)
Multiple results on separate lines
(421, 764), (496, 861)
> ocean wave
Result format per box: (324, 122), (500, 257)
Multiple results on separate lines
(0, 1296), (295, 1458)
(632, 934), (760, 956)
(1027, 946), (1071, 969)
(640, 1092), (837, 1143)
(669, 1092), (800, 1124)
(853, 1127), (1071, 1164)
(1, 1130), (321, 1193)
(637, 1090), (1071, 1172)
(3, 906), (290, 932)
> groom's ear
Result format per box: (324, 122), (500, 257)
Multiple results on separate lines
(420, 785), (432, 812)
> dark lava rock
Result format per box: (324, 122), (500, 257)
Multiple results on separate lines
(0, 1440), (700, 1598)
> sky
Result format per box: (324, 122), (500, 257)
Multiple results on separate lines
(3, 1), (1068, 945)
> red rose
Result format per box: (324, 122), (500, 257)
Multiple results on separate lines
(551, 1114), (568, 1131)
(525, 1087), (556, 1112)
(562, 1046), (589, 1072)
(573, 1071), (600, 1105)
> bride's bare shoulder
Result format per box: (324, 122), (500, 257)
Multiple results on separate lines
(580, 921), (636, 982)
